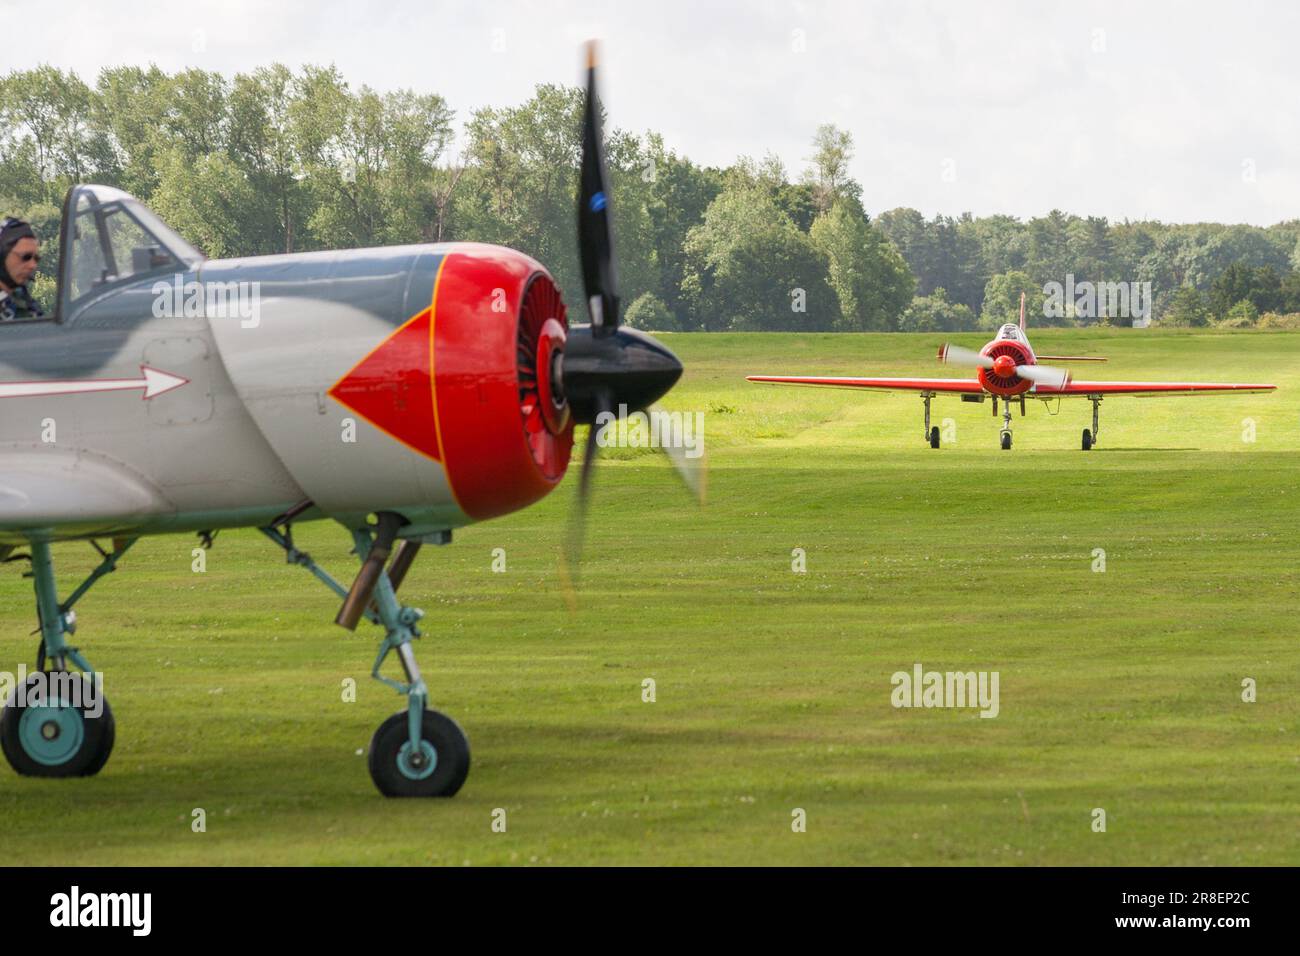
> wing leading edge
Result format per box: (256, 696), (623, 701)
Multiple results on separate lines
(0, 450), (170, 539)
(746, 375), (984, 394)
(747, 375), (1276, 399)
(1032, 381), (1276, 397)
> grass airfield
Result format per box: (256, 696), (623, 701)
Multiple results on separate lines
(1, 327), (1297, 866)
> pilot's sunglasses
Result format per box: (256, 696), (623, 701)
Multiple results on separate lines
(18, 252), (40, 263)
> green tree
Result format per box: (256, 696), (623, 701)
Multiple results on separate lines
(1068, 215), (1113, 280)
(93, 65), (171, 198)
(149, 147), (258, 258)
(0, 66), (116, 203)
(682, 184), (836, 331)
(458, 84), (586, 308)
(1162, 286), (1210, 327)
(809, 201), (914, 330)
(164, 69), (230, 160)
(1209, 263), (1282, 319)
(228, 65), (312, 254)
(623, 292), (679, 331)
(634, 133), (722, 328)
(287, 67), (453, 251)
(873, 208), (982, 310)
(897, 287), (977, 332)
(1025, 209), (1075, 287)
(802, 124), (860, 215)
(966, 214), (1028, 278)
(980, 270), (1036, 329)
(1220, 299), (1260, 327)
(1280, 271), (1300, 313)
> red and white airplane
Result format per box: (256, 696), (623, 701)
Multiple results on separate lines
(748, 294), (1277, 450)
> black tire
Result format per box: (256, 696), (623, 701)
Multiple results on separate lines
(368, 709), (470, 797)
(1000, 432), (1012, 451)
(1082, 428), (1093, 451)
(0, 673), (115, 778)
(928, 426), (940, 449)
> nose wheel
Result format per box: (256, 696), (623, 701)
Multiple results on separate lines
(368, 708), (470, 797)
(999, 394), (1013, 450)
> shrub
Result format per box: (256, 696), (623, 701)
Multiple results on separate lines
(623, 293), (681, 332)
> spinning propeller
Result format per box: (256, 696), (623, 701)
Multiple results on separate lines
(558, 41), (704, 595)
(938, 343), (1072, 390)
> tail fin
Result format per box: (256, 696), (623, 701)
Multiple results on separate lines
(1019, 291), (1026, 331)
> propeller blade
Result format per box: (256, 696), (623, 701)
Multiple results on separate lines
(578, 40), (619, 336)
(558, 392), (607, 608)
(558, 42), (693, 609)
(650, 404), (707, 505)
(938, 344), (993, 369)
(1014, 364), (1072, 390)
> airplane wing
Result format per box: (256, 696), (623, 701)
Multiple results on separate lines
(746, 375), (984, 394)
(0, 450), (170, 539)
(1032, 381), (1276, 397)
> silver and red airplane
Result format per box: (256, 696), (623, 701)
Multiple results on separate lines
(0, 45), (691, 796)
(748, 294), (1276, 450)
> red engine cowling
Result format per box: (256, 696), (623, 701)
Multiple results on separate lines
(430, 245), (576, 522)
(977, 341), (1034, 397)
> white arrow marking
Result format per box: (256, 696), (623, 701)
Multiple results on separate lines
(0, 365), (189, 401)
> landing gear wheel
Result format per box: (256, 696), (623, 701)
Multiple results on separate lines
(1082, 428), (1093, 451)
(1000, 432), (1012, 451)
(0, 674), (115, 777)
(368, 709), (470, 797)
(929, 426), (940, 449)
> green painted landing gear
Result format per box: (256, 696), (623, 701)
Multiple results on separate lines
(0, 673), (115, 777)
(368, 708), (470, 798)
(343, 520), (469, 798)
(262, 511), (468, 797)
(0, 537), (128, 779)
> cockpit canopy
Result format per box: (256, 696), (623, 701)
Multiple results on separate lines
(59, 184), (204, 318)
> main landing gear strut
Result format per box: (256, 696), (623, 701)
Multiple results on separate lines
(1082, 396), (1101, 451)
(0, 536), (134, 777)
(922, 393), (940, 448)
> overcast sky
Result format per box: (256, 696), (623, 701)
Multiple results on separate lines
(8, 0), (1300, 225)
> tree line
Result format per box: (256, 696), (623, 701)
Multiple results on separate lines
(4, 63), (1299, 331)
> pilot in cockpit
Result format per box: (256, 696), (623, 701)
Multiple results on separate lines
(0, 217), (45, 322)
